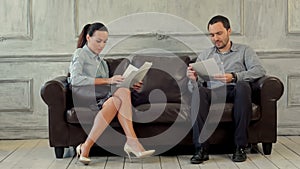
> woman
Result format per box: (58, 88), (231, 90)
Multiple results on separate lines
(69, 22), (155, 165)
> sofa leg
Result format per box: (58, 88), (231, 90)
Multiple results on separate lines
(250, 143), (259, 154)
(262, 143), (272, 155)
(54, 147), (65, 158)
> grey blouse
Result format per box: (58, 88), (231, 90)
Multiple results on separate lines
(69, 45), (109, 86)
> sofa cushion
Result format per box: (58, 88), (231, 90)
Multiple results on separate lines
(129, 55), (192, 126)
(133, 103), (190, 124)
(214, 103), (260, 122)
(131, 55), (191, 106)
(66, 103), (260, 125)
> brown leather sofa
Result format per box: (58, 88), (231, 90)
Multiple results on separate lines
(40, 55), (284, 158)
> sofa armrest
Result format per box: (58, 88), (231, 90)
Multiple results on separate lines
(250, 75), (284, 142)
(253, 75), (284, 102)
(40, 76), (70, 147)
(41, 76), (69, 107)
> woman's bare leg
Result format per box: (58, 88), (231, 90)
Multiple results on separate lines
(113, 88), (145, 152)
(80, 87), (145, 157)
(80, 97), (121, 157)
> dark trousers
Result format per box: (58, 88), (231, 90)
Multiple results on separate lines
(191, 81), (252, 149)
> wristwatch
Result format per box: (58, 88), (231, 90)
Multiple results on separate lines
(231, 72), (237, 83)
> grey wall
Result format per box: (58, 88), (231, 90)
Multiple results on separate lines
(0, 0), (299, 139)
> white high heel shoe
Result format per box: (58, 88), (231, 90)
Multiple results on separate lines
(76, 144), (91, 165)
(124, 143), (155, 162)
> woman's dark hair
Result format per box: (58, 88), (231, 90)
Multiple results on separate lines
(207, 15), (231, 31)
(77, 22), (108, 48)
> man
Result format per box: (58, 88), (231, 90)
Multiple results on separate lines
(187, 15), (266, 163)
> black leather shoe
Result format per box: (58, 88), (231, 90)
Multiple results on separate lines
(190, 147), (209, 164)
(232, 147), (247, 162)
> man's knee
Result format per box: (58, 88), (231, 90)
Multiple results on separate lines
(235, 81), (251, 93)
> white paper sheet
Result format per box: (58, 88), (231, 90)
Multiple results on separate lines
(118, 62), (152, 88)
(191, 58), (221, 80)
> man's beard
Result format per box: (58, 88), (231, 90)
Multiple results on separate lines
(215, 39), (229, 50)
(215, 42), (226, 49)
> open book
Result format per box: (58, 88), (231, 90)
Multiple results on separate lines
(190, 58), (221, 81)
(117, 62), (152, 88)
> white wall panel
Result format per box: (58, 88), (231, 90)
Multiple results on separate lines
(288, 75), (300, 107)
(288, 0), (300, 34)
(0, 0), (32, 40)
(0, 79), (33, 112)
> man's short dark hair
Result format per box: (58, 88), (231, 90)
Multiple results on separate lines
(207, 15), (231, 30)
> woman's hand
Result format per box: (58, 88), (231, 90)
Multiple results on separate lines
(109, 75), (124, 84)
(132, 81), (143, 92)
(187, 64), (198, 81)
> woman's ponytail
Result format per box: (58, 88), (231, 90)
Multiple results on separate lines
(77, 24), (91, 48)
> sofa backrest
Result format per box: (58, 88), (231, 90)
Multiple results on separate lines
(105, 58), (130, 77)
(131, 55), (191, 106)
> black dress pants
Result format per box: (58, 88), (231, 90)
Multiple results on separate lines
(191, 81), (252, 148)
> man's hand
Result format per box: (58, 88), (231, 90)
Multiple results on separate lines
(213, 73), (234, 83)
(187, 64), (198, 81)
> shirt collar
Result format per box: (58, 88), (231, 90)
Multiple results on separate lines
(214, 41), (238, 54)
(230, 42), (238, 52)
(83, 44), (101, 60)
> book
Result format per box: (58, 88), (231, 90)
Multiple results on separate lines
(117, 61), (152, 88)
(190, 58), (221, 80)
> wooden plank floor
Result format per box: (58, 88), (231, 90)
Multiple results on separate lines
(1, 136), (300, 169)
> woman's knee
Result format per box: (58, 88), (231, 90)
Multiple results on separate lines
(103, 97), (121, 110)
(114, 87), (131, 99)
